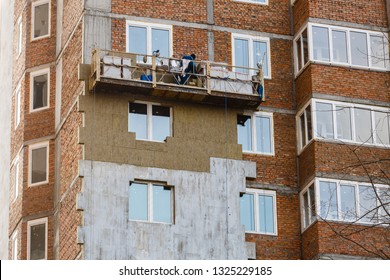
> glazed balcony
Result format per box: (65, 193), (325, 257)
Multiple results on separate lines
(88, 49), (265, 109)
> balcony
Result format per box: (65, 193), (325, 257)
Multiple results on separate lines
(88, 49), (265, 109)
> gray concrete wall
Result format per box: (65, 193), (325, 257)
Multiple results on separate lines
(77, 158), (256, 259)
(0, 0), (14, 259)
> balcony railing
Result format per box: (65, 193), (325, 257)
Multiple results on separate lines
(89, 49), (265, 104)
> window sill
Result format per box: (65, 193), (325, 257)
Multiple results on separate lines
(245, 231), (278, 236)
(242, 150), (275, 156)
(31, 34), (50, 42)
(233, 0), (268, 5)
(30, 106), (50, 114)
(28, 180), (49, 187)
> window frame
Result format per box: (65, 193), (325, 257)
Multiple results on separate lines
(128, 181), (174, 224)
(297, 99), (390, 152)
(31, 0), (51, 41)
(11, 230), (18, 260)
(233, 0), (268, 5)
(16, 15), (22, 56)
(13, 156), (19, 202)
(27, 217), (48, 260)
(300, 178), (390, 232)
(30, 68), (50, 113)
(28, 141), (49, 187)
(232, 33), (272, 79)
(294, 23), (390, 76)
(240, 188), (278, 235)
(128, 101), (172, 142)
(126, 20), (173, 60)
(237, 111), (275, 155)
(15, 83), (21, 128)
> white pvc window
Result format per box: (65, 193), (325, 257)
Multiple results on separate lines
(240, 189), (277, 235)
(301, 178), (389, 231)
(294, 23), (389, 75)
(129, 182), (173, 224)
(237, 112), (274, 155)
(28, 142), (49, 186)
(30, 68), (50, 112)
(32, 0), (50, 40)
(11, 231), (18, 260)
(126, 21), (172, 62)
(27, 218), (48, 260)
(298, 99), (390, 151)
(128, 102), (172, 142)
(16, 16), (22, 56)
(234, 0), (268, 5)
(232, 34), (271, 78)
(13, 158), (19, 201)
(15, 84), (21, 128)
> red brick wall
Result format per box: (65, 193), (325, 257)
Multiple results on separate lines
(214, 0), (291, 35)
(112, 0), (207, 23)
(62, 0), (84, 50)
(301, 221), (319, 259)
(298, 142), (316, 189)
(293, 0), (388, 33)
(317, 221), (390, 259)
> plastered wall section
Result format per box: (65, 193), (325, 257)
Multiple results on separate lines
(77, 158), (256, 259)
(79, 92), (243, 173)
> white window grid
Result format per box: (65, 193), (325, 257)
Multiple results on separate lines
(31, 0), (50, 41)
(15, 83), (21, 128)
(17, 16), (22, 56)
(233, 0), (268, 5)
(231, 33), (272, 79)
(240, 111), (275, 155)
(128, 101), (172, 142)
(129, 181), (174, 224)
(29, 68), (50, 113)
(296, 99), (313, 150)
(126, 20), (173, 62)
(297, 99), (390, 152)
(11, 230), (18, 260)
(294, 22), (390, 76)
(27, 217), (48, 260)
(28, 141), (49, 187)
(300, 178), (390, 232)
(242, 188), (278, 235)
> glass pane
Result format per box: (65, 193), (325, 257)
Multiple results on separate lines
(129, 103), (148, 140)
(256, 116), (272, 154)
(300, 113), (307, 147)
(152, 105), (170, 141)
(237, 115), (252, 151)
(316, 102), (334, 138)
(306, 105), (312, 141)
(303, 192), (310, 228)
(355, 108), (373, 143)
(234, 38), (249, 73)
(153, 185), (172, 223)
(380, 188), (390, 222)
(30, 223), (45, 260)
(33, 74), (48, 110)
(302, 29), (309, 65)
(128, 26), (147, 58)
(259, 195), (275, 234)
(350, 31), (368, 66)
(370, 35), (386, 68)
(336, 106), (352, 140)
(319, 181), (338, 220)
(152, 29), (169, 58)
(308, 185), (316, 223)
(296, 37), (302, 71)
(253, 41), (268, 77)
(312, 26), (330, 61)
(332, 30), (348, 63)
(129, 182), (148, 221)
(31, 147), (47, 184)
(340, 185), (356, 220)
(359, 185), (378, 223)
(34, 3), (49, 38)
(374, 111), (390, 145)
(240, 194), (255, 231)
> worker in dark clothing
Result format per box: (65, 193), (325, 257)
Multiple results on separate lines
(178, 53), (197, 84)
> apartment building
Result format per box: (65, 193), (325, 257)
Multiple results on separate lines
(0, 0), (389, 260)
